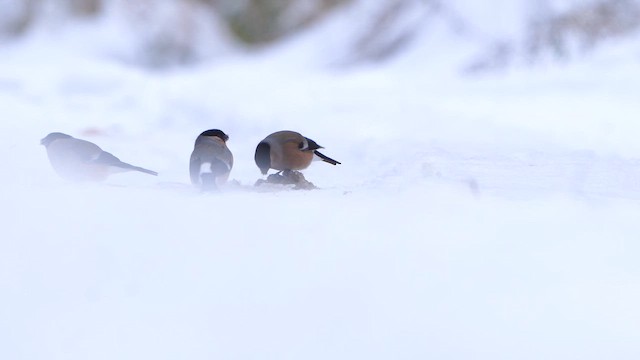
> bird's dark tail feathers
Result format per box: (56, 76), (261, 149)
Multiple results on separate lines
(95, 151), (158, 176)
(118, 163), (158, 176)
(314, 150), (341, 165)
(200, 173), (218, 191)
(130, 165), (158, 176)
(199, 160), (229, 191)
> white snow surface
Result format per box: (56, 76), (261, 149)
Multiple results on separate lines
(2, 11), (640, 360)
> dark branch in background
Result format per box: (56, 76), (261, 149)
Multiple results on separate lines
(0, 0), (36, 37)
(0, 0), (350, 46)
(466, 0), (640, 73)
(210, 0), (349, 45)
(347, 0), (441, 65)
(526, 0), (640, 60)
(68, 0), (102, 17)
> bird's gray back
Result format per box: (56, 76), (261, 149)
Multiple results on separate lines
(193, 138), (233, 167)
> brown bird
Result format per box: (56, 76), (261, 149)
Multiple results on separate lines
(254, 130), (340, 175)
(40, 132), (158, 182)
(189, 129), (233, 191)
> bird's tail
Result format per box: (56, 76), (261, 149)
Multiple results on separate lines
(314, 150), (341, 165)
(95, 152), (158, 176)
(200, 173), (218, 191)
(118, 163), (158, 176)
(198, 159), (230, 191)
(130, 166), (158, 176)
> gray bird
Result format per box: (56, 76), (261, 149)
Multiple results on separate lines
(254, 130), (340, 175)
(189, 129), (233, 190)
(40, 132), (158, 182)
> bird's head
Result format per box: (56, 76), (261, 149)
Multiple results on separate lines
(199, 129), (229, 142)
(41, 132), (72, 147)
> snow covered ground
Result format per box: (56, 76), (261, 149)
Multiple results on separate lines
(2, 11), (640, 360)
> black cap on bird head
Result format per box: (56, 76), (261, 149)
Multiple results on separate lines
(254, 142), (271, 175)
(41, 132), (72, 147)
(199, 129), (229, 142)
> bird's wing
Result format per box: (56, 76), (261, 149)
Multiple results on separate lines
(59, 138), (103, 162)
(189, 153), (202, 184)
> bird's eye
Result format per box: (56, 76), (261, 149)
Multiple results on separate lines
(298, 142), (304, 149)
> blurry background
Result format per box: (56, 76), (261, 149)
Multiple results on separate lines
(3, 2), (640, 360)
(2, 0), (639, 70)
